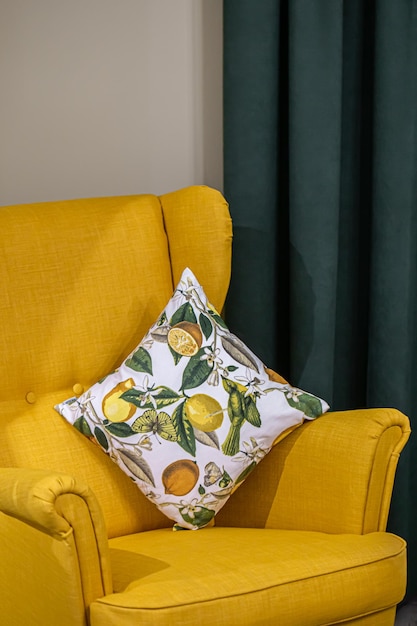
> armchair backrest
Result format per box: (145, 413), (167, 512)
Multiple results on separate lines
(0, 185), (232, 537)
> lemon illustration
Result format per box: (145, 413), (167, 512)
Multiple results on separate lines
(167, 321), (202, 356)
(162, 459), (200, 496)
(184, 394), (224, 432)
(102, 379), (136, 422)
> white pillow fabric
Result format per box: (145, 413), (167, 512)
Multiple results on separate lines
(56, 268), (329, 529)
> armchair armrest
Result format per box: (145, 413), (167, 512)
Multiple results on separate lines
(1, 467), (98, 537)
(217, 408), (410, 534)
(0, 468), (112, 620)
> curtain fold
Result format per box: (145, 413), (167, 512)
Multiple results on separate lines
(223, 0), (281, 366)
(224, 0), (417, 599)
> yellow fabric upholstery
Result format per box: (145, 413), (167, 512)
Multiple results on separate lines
(0, 186), (410, 625)
(0, 187), (232, 540)
(159, 186), (232, 305)
(89, 528), (405, 626)
(216, 408), (409, 534)
(0, 511), (89, 626)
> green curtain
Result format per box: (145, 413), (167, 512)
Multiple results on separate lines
(224, 0), (417, 599)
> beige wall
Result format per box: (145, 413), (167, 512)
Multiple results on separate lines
(0, 0), (223, 205)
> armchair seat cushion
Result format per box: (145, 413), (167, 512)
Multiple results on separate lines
(90, 527), (406, 626)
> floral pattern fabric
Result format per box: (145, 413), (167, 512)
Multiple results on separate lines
(56, 268), (329, 529)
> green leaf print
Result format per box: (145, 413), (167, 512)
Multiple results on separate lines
(157, 312), (167, 326)
(169, 344), (183, 365)
(121, 386), (182, 410)
(181, 348), (212, 391)
(73, 416), (93, 437)
(235, 461), (257, 485)
(104, 422), (135, 438)
(170, 302), (197, 326)
(208, 309), (229, 330)
(125, 347), (153, 375)
(199, 313), (213, 340)
(172, 401), (196, 456)
(180, 505), (215, 528)
(94, 427), (109, 451)
(285, 392), (323, 419)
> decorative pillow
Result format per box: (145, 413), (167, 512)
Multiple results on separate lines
(55, 268), (329, 530)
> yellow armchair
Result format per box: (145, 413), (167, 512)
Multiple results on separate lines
(0, 186), (410, 625)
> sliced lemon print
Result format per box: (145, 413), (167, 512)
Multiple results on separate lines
(162, 459), (199, 496)
(184, 394), (224, 432)
(167, 321), (202, 356)
(102, 379), (136, 422)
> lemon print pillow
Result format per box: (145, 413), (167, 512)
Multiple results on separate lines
(56, 268), (329, 530)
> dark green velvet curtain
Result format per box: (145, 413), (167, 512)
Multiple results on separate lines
(224, 0), (417, 599)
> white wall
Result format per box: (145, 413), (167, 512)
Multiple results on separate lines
(0, 0), (223, 205)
